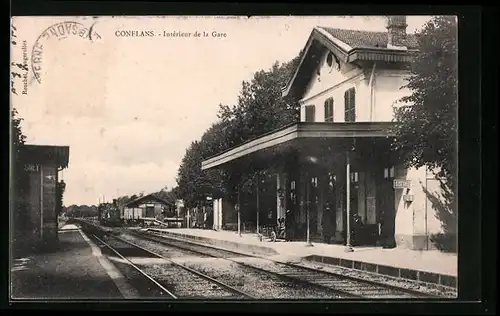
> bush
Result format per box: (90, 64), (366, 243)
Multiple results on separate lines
(430, 232), (457, 253)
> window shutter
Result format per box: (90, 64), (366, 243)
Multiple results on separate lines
(350, 88), (356, 122)
(324, 98), (334, 122)
(344, 88), (356, 122)
(344, 90), (350, 121)
(305, 105), (316, 122)
(324, 100), (329, 120)
(331, 99), (334, 121)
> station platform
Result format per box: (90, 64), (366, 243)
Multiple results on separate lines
(146, 228), (458, 288)
(11, 224), (138, 300)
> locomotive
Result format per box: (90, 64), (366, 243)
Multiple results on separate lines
(98, 200), (122, 227)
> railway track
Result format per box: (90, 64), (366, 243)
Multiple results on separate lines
(124, 229), (438, 299)
(78, 220), (448, 299)
(105, 233), (348, 299)
(90, 233), (254, 300)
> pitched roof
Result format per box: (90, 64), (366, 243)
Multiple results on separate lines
(282, 26), (419, 98)
(123, 194), (174, 208)
(319, 27), (419, 50)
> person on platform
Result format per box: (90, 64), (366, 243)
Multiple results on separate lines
(351, 213), (364, 246)
(277, 217), (286, 239)
(285, 209), (294, 241)
(321, 203), (336, 244)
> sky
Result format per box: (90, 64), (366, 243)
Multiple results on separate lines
(11, 15), (432, 206)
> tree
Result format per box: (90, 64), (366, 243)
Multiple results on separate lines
(63, 204), (98, 218)
(153, 186), (179, 210)
(392, 16), (457, 188)
(55, 180), (66, 217)
(217, 59), (301, 147)
(11, 107), (29, 232)
(391, 16), (458, 251)
(115, 195), (132, 207)
(176, 55), (301, 209)
(176, 141), (215, 208)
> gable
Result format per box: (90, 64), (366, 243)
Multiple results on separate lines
(301, 48), (362, 102)
(283, 26), (417, 100)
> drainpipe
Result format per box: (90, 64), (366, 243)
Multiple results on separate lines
(368, 62), (377, 121)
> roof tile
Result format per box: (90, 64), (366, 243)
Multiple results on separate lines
(319, 27), (419, 50)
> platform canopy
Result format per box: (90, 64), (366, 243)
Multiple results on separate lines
(123, 194), (174, 208)
(22, 144), (70, 169)
(201, 121), (395, 171)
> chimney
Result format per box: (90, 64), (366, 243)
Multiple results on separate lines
(386, 16), (408, 50)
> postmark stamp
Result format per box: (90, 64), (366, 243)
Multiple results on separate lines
(31, 21), (102, 84)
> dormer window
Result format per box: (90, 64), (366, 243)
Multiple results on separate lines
(324, 98), (334, 122)
(305, 105), (316, 122)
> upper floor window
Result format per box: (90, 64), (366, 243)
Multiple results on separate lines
(344, 88), (356, 122)
(304, 105), (316, 122)
(384, 166), (395, 179)
(324, 98), (334, 122)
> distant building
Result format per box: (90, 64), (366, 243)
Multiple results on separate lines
(122, 194), (174, 220)
(14, 144), (70, 250)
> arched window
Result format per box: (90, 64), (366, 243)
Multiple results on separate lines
(344, 87), (356, 122)
(324, 98), (334, 122)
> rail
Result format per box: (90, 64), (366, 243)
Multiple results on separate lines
(135, 229), (447, 299)
(100, 232), (256, 299)
(92, 234), (178, 299)
(77, 219), (448, 299)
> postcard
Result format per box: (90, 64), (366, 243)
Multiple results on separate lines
(10, 15), (458, 301)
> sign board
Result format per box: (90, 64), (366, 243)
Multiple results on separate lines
(24, 164), (39, 172)
(403, 194), (415, 202)
(393, 179), (411, 189)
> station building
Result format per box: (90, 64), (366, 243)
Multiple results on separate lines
(13, 144), (70, 251)
(202, 16), (450, 250)
(121, 194), (175, 221)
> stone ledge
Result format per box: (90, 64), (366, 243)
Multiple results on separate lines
(305, 254), (457, 288)
(148, 229), (279, 257)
